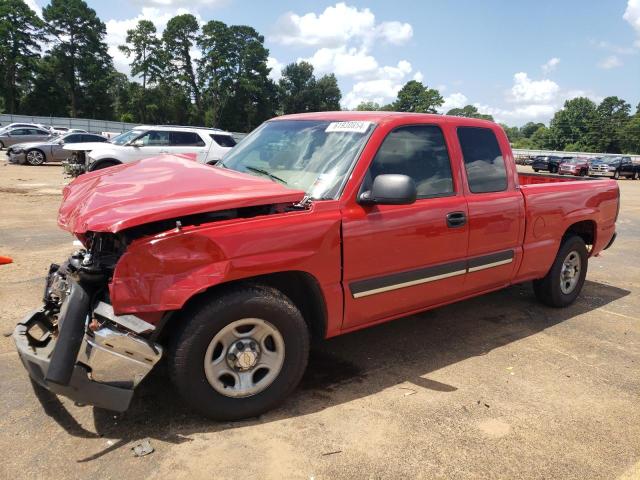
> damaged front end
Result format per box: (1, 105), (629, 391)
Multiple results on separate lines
(13, 233), (162, 412)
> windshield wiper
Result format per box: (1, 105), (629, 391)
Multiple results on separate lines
(244, 165), (287, 185)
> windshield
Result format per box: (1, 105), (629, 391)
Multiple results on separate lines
(110, 130), (144, 145)
(563, 158), (580, 164)
(220, 120), (374, 200)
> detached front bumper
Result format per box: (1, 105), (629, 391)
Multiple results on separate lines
(8, 151), (26, 164)
(13, 279), (162, 412)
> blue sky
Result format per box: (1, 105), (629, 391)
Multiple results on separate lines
(27, 0), (640, 125)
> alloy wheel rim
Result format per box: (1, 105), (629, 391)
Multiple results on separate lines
(560, 250), (581, 294)
(204, 318), (285, 398)
(27, 151), (44, 165)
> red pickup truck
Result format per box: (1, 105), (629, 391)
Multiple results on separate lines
(14, 112), (619, 420)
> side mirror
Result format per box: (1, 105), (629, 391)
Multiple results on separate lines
(130, 139), (144, 147)
(359, 174), (417, 206)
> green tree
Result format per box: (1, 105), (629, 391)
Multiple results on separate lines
(43, 0), (113, 118)
(446, 104), (493, 121)
(620, 113), (640, 154)
(529, 125), (553, 149)
(0, 0), (45, 113)
(119, 20), (162, 90)
(392, 80), (443, 113)
(21, 54), (68, 116)
(520, 122), (545, 138)
(548, 97), (598, 151)
(315, 73), (341, 111)
(356, 101), (381, 111)
(591, 96), (631, 153)
(198, 22), (277, 131)
(277, 61), (318, 114)
(163, 13), (202, 123)
(499, 123), (522, 143)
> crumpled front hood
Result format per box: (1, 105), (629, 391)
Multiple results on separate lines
(58, 155), (305, 234)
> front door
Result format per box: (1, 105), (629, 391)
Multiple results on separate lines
(341, 124), (469, 330)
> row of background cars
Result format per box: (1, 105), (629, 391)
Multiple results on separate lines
(0, 122), (237, 172)
(529, 154), (639, 180)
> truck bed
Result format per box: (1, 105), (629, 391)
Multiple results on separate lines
(515, 172), (619, 283)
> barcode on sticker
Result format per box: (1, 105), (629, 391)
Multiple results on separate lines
(325, 121), (371, 134)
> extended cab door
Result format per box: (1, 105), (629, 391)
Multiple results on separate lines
(341, 124), (469, 330)
(455, 126), (524, 295)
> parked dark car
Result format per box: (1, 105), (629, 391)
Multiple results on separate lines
(589, 156), (639, 180)
(559, 157), (589, 176)
(531, 155), (570, 173)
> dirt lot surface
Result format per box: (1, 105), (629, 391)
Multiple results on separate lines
(1, 155), (639, 479)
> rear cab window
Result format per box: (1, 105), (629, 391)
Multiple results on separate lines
(211, 134), (237, 148)
(457, 127), (507, 193)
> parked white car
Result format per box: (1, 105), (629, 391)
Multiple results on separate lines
(63, 125), (237, 172)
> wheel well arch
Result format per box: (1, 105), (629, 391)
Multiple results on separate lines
(563, 220), (596, 249)
(89, 158), (121, 171)
(158, 271), (328, 344)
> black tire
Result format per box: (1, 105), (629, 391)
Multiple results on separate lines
(632, 171), (639, 180)
(88, 159), (120, 172)
(533, 235), (588, 308)
(533, 168), (539, 173)
(613, 170), (620, 180)
(168, 284), (310, 420)
(0, 140), (4, 149)
(580, 169), (586, 176)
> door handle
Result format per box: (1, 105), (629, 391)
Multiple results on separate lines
(446, 211), (467, 228)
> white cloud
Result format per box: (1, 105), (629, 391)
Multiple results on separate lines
(271, 2), (412, 48)
(376, 21), (413, 45)
(129, 0), (227, 8)
(267, 57), (284, 81)
(342, 60), (416, 108)
(441, 93), (468, 112)
(343, 79), (405, 109)
(597, 55), (623, 69)
(105, 7), (202, 77)
(541, 57), (560, 74)
(623, 0), (640, 47)
(303, 47), (378, 77)
(509, 72), (560, 104)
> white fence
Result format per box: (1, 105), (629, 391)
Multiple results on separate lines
(0, 113), (137, 134)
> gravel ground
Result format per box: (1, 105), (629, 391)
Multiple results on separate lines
(0, 155), (639, 480)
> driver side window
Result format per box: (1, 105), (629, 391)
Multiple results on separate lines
(366, 125), (454, 199)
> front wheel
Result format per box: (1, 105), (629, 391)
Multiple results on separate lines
(168, 284), (310, 420)
(533, 235), (588, 308)
(632, 171), (639, 180)
(26, 150), (45, 166)
(533, 168), (539, 172)
(613, 170), (620, 180)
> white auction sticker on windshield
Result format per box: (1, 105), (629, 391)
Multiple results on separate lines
(325, 121), (371, 134)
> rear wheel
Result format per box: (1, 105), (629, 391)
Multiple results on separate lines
(579, 169), (586, 176)
(632, 171), (638, 180)
(533, 235), (588, 308)
(613, 170), (620, 180)
(26, 150), (45, 166)
(168, 284), (310, 420)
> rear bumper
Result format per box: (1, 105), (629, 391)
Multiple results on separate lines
(14, 294), (162, 412)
